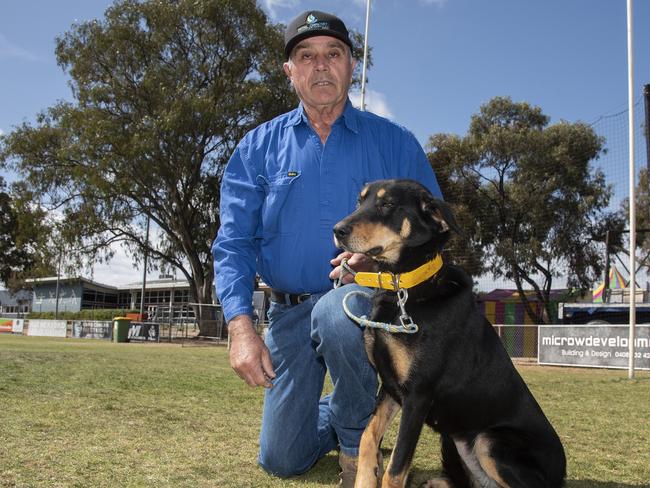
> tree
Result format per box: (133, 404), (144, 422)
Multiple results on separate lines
(1, 0), (292, 335)
(0, 177), (27, 285)
(1, 0), (372, 335)
(620, 168), (650, 274)
(0, 176), (55, 289)
(428, 97), (621, 323)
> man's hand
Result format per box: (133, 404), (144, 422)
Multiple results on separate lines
(329, 251), (377, 285)
(228, 315), (275, 388)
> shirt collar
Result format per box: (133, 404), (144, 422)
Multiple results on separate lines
(284, 98), (359, 134)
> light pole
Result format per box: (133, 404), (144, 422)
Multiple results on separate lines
(139, 215), (150, 320)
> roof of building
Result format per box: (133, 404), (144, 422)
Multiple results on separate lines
(25, 276), (191, 292)
(25, 276), (118, 290)
(118, 279), (191, 291)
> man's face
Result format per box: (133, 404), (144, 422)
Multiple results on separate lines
(283, 36), (356, 112)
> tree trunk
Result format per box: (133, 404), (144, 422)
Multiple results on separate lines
(512, 265), (547, 325)
(186, 264), (221, 338)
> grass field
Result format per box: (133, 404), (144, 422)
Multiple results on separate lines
(1, 334), (649, 488)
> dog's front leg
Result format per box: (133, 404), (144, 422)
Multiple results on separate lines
(381, 395), (432, 488)
(355, 388), (399, 488)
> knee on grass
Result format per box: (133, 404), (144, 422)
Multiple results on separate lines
(258, 449), (317, 478)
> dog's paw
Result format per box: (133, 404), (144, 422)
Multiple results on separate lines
(420, 478), (454, 488)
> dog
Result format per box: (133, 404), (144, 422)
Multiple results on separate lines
(333, 179), (566, 488)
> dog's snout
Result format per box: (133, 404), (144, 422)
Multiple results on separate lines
(333, 222), (351, 241)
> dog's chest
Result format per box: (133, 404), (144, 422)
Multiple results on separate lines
(364, 329), (415, 386)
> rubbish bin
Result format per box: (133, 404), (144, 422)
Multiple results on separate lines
(113, 317), (131, 343)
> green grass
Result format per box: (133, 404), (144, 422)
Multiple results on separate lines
(1, 335), (649, 488)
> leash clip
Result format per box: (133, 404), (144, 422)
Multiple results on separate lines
(334, 258), (357, 289)
(396, 288), (419, 333)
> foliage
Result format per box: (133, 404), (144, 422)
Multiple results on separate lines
(620, 168), (650, 274)
(26, 308), (139, 321)
(0, 176), (55, 289)
(0, 1), (373, 335)
(349, 31), (373, 89)
(428, 97), (623, 323)
(0, 0), (298, 334)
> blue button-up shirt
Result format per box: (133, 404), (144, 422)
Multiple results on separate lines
(213, 99), (442, 322)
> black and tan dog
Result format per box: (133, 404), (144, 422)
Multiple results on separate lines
(333, 179), (566, 488)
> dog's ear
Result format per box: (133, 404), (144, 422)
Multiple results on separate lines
(420, 193), (463, 235)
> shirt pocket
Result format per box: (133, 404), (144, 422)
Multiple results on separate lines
(257, 172), (302, 236)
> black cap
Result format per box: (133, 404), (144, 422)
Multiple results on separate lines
(284, 10), (353, 60)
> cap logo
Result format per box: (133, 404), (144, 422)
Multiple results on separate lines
(306, 13), (317, 24)
(297, 20), (329, 34)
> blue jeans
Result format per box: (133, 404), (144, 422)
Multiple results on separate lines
(258, 284), (378, 477)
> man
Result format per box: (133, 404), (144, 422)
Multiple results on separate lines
(212, 10), (442, 486)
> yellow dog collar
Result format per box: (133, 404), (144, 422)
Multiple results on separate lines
(354, 255), (443, 291)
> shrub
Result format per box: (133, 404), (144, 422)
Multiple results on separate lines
(27, 309), (139, 321)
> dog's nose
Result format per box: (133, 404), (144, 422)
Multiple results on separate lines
(333, 223), (351, 240)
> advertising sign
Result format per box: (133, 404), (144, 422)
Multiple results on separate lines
(27, 319), (67, 338)
(538, 325), (650, 370)
(12, 319), (24, 334)
(72, 321), (112, 340)
(127, 323), (160, 342)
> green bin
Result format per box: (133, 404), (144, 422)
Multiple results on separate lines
(113, 317), (131, 343)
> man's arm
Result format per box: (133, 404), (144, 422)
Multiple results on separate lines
(214, 143), (274, 387)
(213, 141), (262, 323)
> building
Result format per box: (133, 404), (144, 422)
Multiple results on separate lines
(0, 289), (32, 317)
(476, 288), (568, 358)
(26, 275), (195, 317)
(27, 276), (120, 314)
(118, 277), (196, 321)
(476, 288), (568, 325)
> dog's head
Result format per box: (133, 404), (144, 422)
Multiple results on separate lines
(333, 179), (460, 271)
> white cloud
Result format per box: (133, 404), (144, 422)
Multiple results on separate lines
(90, 244), (143, 286)
(89, 228), (190, 286)
(0, 34), (41, 62)
(262, 0), (300, 20)
(349, 89), (394, 119)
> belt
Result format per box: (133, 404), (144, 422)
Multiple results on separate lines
(270, 290), (312, 306)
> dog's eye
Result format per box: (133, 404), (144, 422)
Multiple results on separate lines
(380, 201), (394, 210)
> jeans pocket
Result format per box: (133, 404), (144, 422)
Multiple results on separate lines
(266, 300), (291, 326)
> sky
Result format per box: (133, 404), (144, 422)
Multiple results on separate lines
(1, 0), (649, 286)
